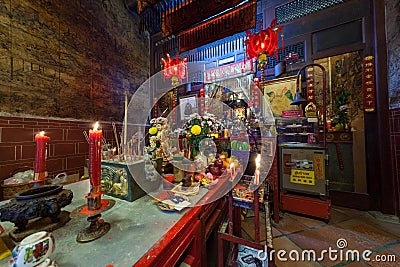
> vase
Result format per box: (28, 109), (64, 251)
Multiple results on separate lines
(9, 231), (55, 267)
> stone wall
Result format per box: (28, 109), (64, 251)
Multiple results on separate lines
(390, 108), (400, 202)
(0, 0), (149, 121)
(386, 0), (400, 215)
(386, 0), (400, 109)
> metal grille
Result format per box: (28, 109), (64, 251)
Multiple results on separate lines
(182, 13), (263, 62)
(275, 0), (349, 24)
(266, 42), (305, 69)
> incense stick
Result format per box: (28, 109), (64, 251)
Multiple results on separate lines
(83, 131), (89, 143)
(112, 122), (120, 155)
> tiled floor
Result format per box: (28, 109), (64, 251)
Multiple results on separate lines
(241, 206), (400, 267)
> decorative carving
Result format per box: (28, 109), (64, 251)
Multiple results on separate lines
(0, 186), (73, 232)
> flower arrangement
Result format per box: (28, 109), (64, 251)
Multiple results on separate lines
(183, 112), (224, 158)
(332, 90), (350, 130)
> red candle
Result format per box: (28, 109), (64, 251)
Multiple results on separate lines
(89, 122), (102, 194)
(34, 131), (50, 181)
(254, 154), (261, 185)
(200, 88), (205, 116)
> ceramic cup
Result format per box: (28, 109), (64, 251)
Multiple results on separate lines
(9, 231), (55, 267)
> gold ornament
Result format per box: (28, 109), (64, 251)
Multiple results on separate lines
(305, 102), (317, 118)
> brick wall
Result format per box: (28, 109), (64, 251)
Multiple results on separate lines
(0, 114), (122, 185)
(0, 0), (149, 121)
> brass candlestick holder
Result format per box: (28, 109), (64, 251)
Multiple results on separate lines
(72, 184), (115, 243)
(76, 213), (111, 243)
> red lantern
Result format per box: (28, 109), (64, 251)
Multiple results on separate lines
(161, 53), (187, 86)
(244, 18), (283, 73)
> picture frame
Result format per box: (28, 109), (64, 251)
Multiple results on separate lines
(263, 75), (298, 117)
(258, 138), (275, 157)
(179, 94), (198, 121)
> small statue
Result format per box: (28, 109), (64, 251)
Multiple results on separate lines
(113, 174), (128, 195)
(305, 102), (317, 118)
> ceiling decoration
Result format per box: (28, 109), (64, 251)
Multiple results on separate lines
(162, 0), (244, 37)
(178, 1), (256, 52)
(136, 0), (253, 39)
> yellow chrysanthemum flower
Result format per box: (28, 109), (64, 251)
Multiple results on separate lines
(149, 127), (158, 135)
(191, 125), (202, 136)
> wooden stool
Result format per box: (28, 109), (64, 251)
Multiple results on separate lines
(218, 176), (275, 266)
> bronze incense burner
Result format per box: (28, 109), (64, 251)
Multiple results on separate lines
(0, 185), (73, 241)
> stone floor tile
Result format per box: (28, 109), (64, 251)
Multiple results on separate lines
(272, 236), (322, 267)
(359, 214), (400, 238)
(288, 213), (328, 228)
(272, 214), (309, 234)
(333, 207), (366, 218)
(314, 225), (380, 252)
(387, 242), (400, 256)
(338, 219), (399, 246)
(272, 226), (283, 238)
(329, 207), (353, 224)
(343, 260), (372, 266)
(288, 229), (342, 266)
(366, 250), (400, 267)
(241, 228), (254, 242)
(242, 216), (267, 242)
(241, 206), (400, 267)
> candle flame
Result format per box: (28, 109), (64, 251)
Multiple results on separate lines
(255, 154), (261, 168)
(93, 121), (99, 131)
(39, 131), (45, 136)
(230, 162), (235, 169)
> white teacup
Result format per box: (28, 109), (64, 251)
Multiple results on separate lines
(9, 231), (55, 267)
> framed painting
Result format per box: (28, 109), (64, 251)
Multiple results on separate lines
(263, 76), (298, 117)
(179, 94), (198, 121)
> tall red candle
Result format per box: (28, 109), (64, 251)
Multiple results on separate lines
(200, 88), (205, 116)
(34, 131), (50, 181)
(89, 122), (102, 194)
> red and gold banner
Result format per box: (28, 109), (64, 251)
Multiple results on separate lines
(204, 61), (252, 83)
(200, 88), (205, 116)
(178, 1), (256, 53)
(306, 67), (316, 104)
(162, 0), (243, 37)
(363, 56), (375, 112)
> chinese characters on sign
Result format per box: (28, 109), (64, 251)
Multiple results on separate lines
(290, 169), (315, 185)
(204, 61), (252, 83)
(306, 67), (316, 104)
(363, 56), (375, 112)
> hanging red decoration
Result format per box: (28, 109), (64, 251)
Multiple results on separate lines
(161, 53), (187, 86)
(244, 18), (283, 78)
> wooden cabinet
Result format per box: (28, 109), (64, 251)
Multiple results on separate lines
(134, 188), (227, 266)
